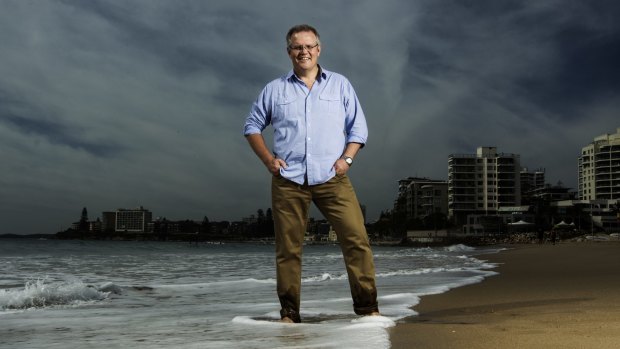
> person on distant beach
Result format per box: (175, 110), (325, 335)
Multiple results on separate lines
(537, 228), (544, 244)
(243, 24), (379, 323)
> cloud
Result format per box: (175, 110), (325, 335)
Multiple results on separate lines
(1, 0), (618, 234)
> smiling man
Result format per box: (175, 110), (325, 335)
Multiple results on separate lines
(243, 24), (379, 323)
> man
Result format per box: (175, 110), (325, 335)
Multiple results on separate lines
(243, 24), (379, 323)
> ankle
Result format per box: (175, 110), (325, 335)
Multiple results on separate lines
(279, 317), (295, 323)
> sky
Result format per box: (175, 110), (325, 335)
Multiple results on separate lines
(1, 0), (619, 234)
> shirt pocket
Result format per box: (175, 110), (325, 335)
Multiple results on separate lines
(319, 93), (341, 115)
(274, 95), (298, 121)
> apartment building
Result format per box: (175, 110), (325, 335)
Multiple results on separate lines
(448, 147), (521, 225)
(520, 167), (546, 205)
(394, 177), (448, 221)
(114, 206), (153, 232)
(578, 127), (620, 200)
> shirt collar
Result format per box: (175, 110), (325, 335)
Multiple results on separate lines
(287, 65), (329, 82)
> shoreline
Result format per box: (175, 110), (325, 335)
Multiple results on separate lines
(389, 241), (620, 349)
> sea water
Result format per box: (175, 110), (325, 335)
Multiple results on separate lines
(0, 239), (500, 349)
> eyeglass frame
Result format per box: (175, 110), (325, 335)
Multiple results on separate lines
(287, 43), (320, 52)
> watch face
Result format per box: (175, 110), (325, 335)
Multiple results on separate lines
(345, 157), (353, 165)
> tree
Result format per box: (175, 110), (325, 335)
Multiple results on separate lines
(254, 208), (274, 238)
(257, 209), (265, 223)
(78, 207), (89, 232)
(201, 216), (211, 234)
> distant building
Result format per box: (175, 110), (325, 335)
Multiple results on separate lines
(552, 199), (619, 233)
(578, 127), (620, 200)
(89, 219), (102, 233)
(529, 183), (575, 202)
(448, 147), (521, 225)
(420, 182), (449, 218)
(394, 177), (448, 221)
(520, 167), (545, 205)
(115, 206), (152, 232)
(102, 211), (116, 232)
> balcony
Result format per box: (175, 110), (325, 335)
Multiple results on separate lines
(449, 203), (477, 210)
(451, 181), (477, 187)
(450, 167), (477, 174)
(449, 196), (477, 204)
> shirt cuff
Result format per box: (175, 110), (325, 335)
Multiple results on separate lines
(243, 125), (263, 136)
(346, 135), (367, 147)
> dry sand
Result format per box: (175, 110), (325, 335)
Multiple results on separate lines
(389, 241), (620, 349)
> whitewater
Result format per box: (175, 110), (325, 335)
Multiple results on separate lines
(0, 239), (500, 348)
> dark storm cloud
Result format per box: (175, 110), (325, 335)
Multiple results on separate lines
(61, 0), (279, 83)
(522, 29), (620, 116)
(399, 1), (619, 135)
(0, 90), (121, 158)
(0, 113), (120, 158)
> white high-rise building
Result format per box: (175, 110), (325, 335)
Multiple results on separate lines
(578, 128), (620, 200)
(448, 147), (521, 225)
(115, 206), (153, 232)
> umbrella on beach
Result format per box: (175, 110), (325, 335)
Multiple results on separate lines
(554, 221), (572, 229)
(508, 220), (534, 232)
(509, 220), (534, 226)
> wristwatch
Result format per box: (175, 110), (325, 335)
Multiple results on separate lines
(343, 156), (353, 166)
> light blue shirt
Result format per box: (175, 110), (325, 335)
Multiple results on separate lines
(244, 67), (368, 185)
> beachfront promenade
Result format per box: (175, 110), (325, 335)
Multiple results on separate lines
(390, 241), (620, 348)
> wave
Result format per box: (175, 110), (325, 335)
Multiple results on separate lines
(302, 272), (347, 283)
(417, 270), (498, 297)
(299, 264), (496, 284)
(443, 244), (476, 252)
(151, 277), (276, 290)
(147, 274), (346, 292)
(376, 264), (494, 278)
(0, 278), (110, 310)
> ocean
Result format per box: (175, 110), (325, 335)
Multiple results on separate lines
(0, 239), (500, 349)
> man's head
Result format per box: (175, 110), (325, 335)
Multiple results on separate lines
(286, 24), (321, 50)
(286, 24), (321, 75)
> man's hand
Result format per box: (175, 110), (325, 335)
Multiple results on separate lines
(246, 134), (287, 177)
(333, 158), (350, 176)
(333, 143), (361, 176)
(267, 157), (287, 176)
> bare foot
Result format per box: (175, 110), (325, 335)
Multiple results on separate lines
(279, 317), (295, 323)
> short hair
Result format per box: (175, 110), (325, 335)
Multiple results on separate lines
(286, 24), (321, 50)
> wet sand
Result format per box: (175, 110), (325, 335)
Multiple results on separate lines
(390, 241), (620, 349)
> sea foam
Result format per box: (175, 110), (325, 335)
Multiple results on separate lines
(0, 278), (110, 310)
(444, 244), (476, 252)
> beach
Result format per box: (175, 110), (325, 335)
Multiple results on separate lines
(390, 241), (620, 349)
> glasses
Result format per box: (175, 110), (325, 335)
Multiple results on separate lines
(288, 43), (319, 52)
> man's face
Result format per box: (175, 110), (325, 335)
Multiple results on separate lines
(288, 31), (321, 74)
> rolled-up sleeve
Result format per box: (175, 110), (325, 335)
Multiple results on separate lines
(343, 81), (368, 146)
(243, 87), (271, 136)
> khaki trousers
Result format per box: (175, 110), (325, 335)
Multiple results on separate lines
(271, 174), (378, 322)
